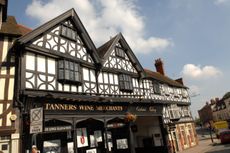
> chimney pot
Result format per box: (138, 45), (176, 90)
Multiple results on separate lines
(154, 58), (165, 75)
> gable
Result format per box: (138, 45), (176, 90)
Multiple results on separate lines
(103, 42), (138, 73)
(30, 19), (94, 63)
(16, 9), (101, 65)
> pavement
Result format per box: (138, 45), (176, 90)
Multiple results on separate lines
(179, 129), (230, 153)
(179, 138), (220, 153)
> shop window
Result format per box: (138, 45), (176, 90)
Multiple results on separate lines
(115, 47), (125, 59)
(58, 60), (82, 84)
(118, 74), (133, 92)
(60, 25), (76, 41)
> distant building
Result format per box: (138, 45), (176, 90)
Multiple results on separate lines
(213, 93), (230, 125)
(199, 93), (230, 127)
(198, 101), (215, 127)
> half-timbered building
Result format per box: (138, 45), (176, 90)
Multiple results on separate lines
(0, 1), (31, 153)
(11, 8), (197, 153)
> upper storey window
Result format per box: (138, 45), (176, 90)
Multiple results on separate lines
(119, 74), (133, 92)
(182, 89), (188, 98)
(115, 46), (125, 59)
(153, 82), (161, 95)
(60, 25), (77, 41)
(58, 60), (82, 84)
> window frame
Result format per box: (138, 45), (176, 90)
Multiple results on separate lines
(115, 46), (126, 59)
(58, 59), (82, 85)
(153, 81), (161, 95)
(118, 74), (133, 92)
(60, 24), (77, 41)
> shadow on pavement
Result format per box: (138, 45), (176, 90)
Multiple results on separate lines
(205, 148), (230, 153)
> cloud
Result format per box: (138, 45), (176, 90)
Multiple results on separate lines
(26, 0), (172, 54)
(214, 0), (230, 5)
(181, 64), (222, 79)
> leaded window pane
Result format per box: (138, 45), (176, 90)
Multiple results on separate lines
(115, 47), (125, 59)
(58, 60), (82, 84)
(153, 82), (161, 94)
(60, 25), (76, 41)
(69, 62), (74, 70)
(67, 29), (72, 39)
(119, 74), (133, 92)
(58, 70), (64, 80)
(61, 26), (67, 36)
(71, 31), (76, 40)
(70, 71), (74, 80)
(65, 61), (69, 69)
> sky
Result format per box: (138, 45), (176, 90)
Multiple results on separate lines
(8, 0), (230, 118)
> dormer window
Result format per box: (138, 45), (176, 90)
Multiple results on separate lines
(118, 74), (133, 92)
(115, 47), (125, 59)
(58, 60), (82, 84)
(60, 25), (76, 41)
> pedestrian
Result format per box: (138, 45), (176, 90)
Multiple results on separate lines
(32, 145), (38, 153)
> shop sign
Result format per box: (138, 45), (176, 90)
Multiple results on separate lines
(44, 103), (126, 112)
(30, 107), (43, 134)
(107, 123), (125, 129)
(129, 105), (163, 115)
(44, 126), (72, 132)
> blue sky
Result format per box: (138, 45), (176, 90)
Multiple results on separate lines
(8, 0), (230, 117)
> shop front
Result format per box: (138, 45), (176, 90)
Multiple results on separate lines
(23, 99), (167, 153)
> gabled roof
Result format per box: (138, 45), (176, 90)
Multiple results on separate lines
(16, 8), (101, 65)
(144, 69), (187, 88)
(0, 16), (22, 36)
(97, 33), (144, 75)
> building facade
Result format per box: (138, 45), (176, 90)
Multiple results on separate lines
(198, 102), (214, 127)
(0, 1), (31, 153)
(213, 95), (230, 125)
(8, 8), (196, 153)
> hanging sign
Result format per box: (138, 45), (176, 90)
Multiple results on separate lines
(30, 107), (43, 134)
(77, 128), (88, 148)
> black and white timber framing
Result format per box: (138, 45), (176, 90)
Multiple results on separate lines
(12, 8), (194, 153)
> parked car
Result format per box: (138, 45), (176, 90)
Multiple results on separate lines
(219, 130), (230, 144)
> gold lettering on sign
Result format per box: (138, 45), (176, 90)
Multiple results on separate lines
(149, 106), (157, 112)
(79, 105), (94, 111)
(45, 103), (77, 110)
(44, 103), (124, 112)
(136, 106), (147, 112)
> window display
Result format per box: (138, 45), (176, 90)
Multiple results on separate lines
(90, 135), (97, 147)
(77, 128), (89, 148)
(116, 139), (128, 149)
(43, 140), (61, 153)
(86, 148), (97, 153)
(67, 142), (74, 153)
(94, 130), (102, 142)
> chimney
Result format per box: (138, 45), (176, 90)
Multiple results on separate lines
(0, 0), (8, 29)
(215, 97), (219, 102)
(175, 78), (184, 85)
(210, 99), (215, 105)
(155, 58), (165, 75)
